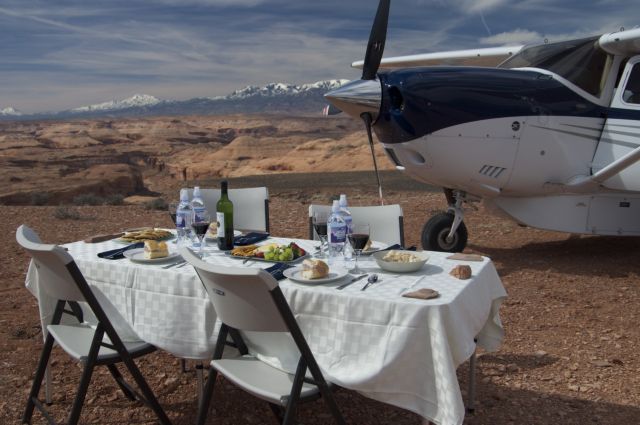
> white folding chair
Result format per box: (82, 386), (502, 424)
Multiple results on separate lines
(180, 247), (346, 425)
(309, 203), (405, 246)
(17, 225), (171, 425)
(185, 186), (270, 233)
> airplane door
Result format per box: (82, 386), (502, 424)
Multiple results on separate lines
(592, 56), (640, 191)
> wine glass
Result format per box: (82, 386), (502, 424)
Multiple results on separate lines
(347, 223), (370, 274)
(312, 212), (328, 258)
(191, 212), (211, 258)
(168, 202), (178, 227)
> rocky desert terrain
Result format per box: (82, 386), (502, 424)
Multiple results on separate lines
(0, 114), (393, 205)
(1, 115), (639, 424)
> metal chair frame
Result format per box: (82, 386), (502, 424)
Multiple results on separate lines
(18, 226), (171, 425)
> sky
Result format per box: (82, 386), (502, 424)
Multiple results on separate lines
(1, 0), (638, 113)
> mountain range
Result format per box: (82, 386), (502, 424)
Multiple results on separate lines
(0, 80), (349, 121)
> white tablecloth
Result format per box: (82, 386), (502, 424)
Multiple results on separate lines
(26, 237), (506, 425)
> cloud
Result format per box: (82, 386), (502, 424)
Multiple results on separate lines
(480, 29), (542, 45)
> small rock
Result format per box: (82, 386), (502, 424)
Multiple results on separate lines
(591, 360), (612, 368)
(534, 350), (547, 358)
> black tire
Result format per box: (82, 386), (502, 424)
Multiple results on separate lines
(421, 212), (468, 252)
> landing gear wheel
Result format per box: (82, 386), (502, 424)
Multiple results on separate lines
(421, 212), (468, 253)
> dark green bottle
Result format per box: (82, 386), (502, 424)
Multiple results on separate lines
(216, 181), (234, 250)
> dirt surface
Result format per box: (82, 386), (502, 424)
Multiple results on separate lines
(1, 172), (639, 425)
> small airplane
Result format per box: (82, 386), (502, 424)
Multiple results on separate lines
(325, 0), (640, 252)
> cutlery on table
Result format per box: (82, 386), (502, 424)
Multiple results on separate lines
(361, 274), (379, 291)
(398, 275), (426, 295)
(84, 232), (125, 243)
(162, 259), (186, 269)
(336, 274), (368, 290)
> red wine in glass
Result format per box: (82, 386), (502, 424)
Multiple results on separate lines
(313, 222), (328, 238)
(191, 222), (210, 237)
(348, 233), (370, 250)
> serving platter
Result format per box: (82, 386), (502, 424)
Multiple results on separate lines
(283, 267), (349, 284)
(225, 252), (309, 264)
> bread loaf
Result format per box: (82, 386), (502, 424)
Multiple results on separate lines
(144, 240), (169, 259)
(301, 259), (329, 279)
(449, 265), (472, 279)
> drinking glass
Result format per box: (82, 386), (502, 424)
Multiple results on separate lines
(313, 212), (328, 258)
(191, 212), (211, 258)
(168, 202), (178, 227)
(347, 223), (370, 274)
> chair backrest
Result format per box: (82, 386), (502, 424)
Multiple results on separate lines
(17, 224), (139, 342)
(180, 247), (288, 332)
(16, 225), (84, 302)
(308, 203), (405, 246)
(185, 187), (270, 233)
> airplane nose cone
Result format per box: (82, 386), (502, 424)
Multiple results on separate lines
(324, 79), (381, 120)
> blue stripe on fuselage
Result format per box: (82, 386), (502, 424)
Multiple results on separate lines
(374, 67), (613, 144)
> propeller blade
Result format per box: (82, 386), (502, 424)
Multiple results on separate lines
(362, 112), (384, 205)
(322, 104), (342, 116)
(362, 0), (391, 80)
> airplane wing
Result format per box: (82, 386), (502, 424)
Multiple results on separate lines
(351, 45), (523, 69)
(598, 27), (640, 56)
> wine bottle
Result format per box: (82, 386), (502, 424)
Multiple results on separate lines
(216, 181), (234, 250)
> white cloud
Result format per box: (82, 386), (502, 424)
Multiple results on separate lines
(480, 29), (542, 45)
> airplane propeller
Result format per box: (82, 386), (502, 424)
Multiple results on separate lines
(324, 0), (390, 205)
(360, 0), (390, 205)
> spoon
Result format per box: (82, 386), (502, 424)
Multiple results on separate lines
(361, 273), (379, 291)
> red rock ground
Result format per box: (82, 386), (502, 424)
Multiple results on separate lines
(1, 174), (639, 424)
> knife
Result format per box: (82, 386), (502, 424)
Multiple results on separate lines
(84, 232), (125, 243)
(336, 274), (368, 290)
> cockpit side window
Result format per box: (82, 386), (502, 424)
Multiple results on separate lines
(500, 36), (610, 97)
(622, 65), (640, 104)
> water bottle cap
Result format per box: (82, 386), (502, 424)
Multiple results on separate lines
(339, 194), (347, 206)
(332, 200), (340, 211)
(180, 188), (189, 201)
(193, 186), (201, 196)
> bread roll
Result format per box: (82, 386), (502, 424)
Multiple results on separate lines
(144, 240), (169, 259)
(301, 259), (329, 279)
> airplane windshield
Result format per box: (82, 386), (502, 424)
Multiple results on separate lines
(500, 36), (609, 97)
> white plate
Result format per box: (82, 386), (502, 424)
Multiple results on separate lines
(123, 248), (181, 264)
(361, 241), (388, 255)
(206, 230), (242, 240)
(283, 267), (349, 284)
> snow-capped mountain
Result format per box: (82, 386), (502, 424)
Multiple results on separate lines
(216, 80), (350, 101)
(71, 94), (161, 113)
(1, 80), (349, 120)
(0, 107), (23, 116)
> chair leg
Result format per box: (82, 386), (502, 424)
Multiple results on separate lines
(67, 358), (97, 425)
(22, 332), (55, 424)
(282, 358), (307, 425)
(467, 348), (477, 414)
(119, 355), (172, 425)
(196, 367), (218, 425)
(107, 364), (137, 401)
(196, 362), (204, 406)
(44, 364), (52, 405)
(67, 326), (104, 425)
(268, 403), (284, 424)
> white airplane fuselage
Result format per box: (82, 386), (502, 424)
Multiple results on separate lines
(377, 63), (640, 235)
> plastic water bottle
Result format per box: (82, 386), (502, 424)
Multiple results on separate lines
(176, 188), (193, 244)
(328, 200), (346, 262)
(339, 194), (353, 262)
(191, 186), (207, 222)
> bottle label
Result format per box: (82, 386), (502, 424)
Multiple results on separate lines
(176, 212), (186, 228)
(193, 207), (206, 222)
(216, 212), (225, 237)
(330, 224), (346, 243)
